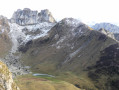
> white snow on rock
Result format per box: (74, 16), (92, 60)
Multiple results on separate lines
(60, 18), (82, 28)
(23, 22), (55, 42)
(63, 39), (91, 64)
(9, 22), (56, 53)
(56, 36), (66, 45)
(0, 29), (5, 34)
(9, 23), (26, 53)
(66, 18), (81, 26)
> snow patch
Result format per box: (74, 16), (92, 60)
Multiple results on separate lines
(63, 39), (91, 64)
(64, 18), (81, 27)
(0, 29), (5, 34)
(56, 36), (66, 45)
(9, 23), (26, 53)
(9, 22), (55, 53)
(56, 46), (61, 49)
(1, 29), (4, 33)
(23, 22), (55, 42)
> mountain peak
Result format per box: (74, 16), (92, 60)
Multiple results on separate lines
(38, 9), (56, 23)
(10, 8), (56, 25)
(60, 18), (81, 26)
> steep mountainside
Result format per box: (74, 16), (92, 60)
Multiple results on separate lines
(0, 16), (12, 58)
(19, 18), (116, 72)
(19, 18), (118, 90)
(0, 61), (19, 90)
(88, 43), (119, 90)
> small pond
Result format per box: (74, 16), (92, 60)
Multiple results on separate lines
(33, 73), (55, 77)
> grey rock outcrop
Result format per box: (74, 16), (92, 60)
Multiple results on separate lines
(99, 28), (115, 40)
(0, 61), (19, 90)
(10, 8), (56, 25)
(2, 52), (29, 77)
(38, 9), (56, 23)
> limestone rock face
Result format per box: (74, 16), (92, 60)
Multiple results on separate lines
(10, 8), (56, 25)
(38, 9), (56, 23)
(0, 61), (19, 90)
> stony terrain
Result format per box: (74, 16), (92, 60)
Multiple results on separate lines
(0, 16), (29, 77)
(0, 9), (56, 77)
(0, 61), (19, 90)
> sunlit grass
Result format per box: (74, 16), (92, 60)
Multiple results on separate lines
(14, 74), (81, 90)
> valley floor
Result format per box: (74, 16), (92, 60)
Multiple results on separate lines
(14, 74), (81, 90)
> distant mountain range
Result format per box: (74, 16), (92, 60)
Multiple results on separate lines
(92, 23), (119, 33)
(92, 23), (119, 41)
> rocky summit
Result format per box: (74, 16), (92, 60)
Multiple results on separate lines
(10, 8), (56, 25)
(0, 8), (119, 90)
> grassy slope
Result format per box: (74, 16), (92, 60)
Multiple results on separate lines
(87, 43), (119, 90)
(20, 28), (117, 90)
(18, 19), (116, 90)
(15, 74), (81, 90)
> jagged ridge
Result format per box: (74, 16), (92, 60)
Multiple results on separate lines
(10, 8), (56, 25)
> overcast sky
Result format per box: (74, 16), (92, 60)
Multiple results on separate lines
(0, 0), (119, 25)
